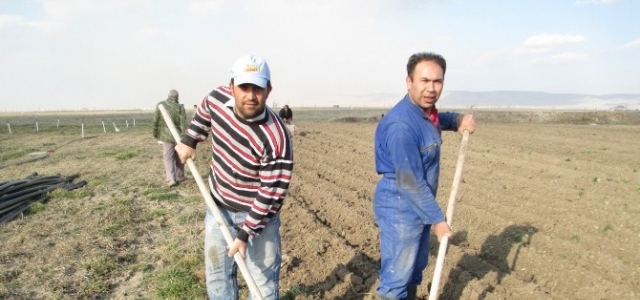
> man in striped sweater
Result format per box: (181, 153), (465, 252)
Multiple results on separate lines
(175, 55), (293, 299)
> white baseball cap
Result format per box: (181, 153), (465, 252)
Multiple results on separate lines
(230, 55), (271, 88)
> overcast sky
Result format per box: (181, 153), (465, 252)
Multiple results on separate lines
(1, 0), (639, 111)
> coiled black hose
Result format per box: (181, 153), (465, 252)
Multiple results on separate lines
(0, 173), (87, 224)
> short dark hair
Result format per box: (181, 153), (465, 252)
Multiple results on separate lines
(230, 78), (272, 89)
(406, 52), (446, 79)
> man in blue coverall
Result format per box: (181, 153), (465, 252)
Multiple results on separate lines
(373, 52), (476, 300)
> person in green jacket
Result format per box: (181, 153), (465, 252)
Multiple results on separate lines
(153, 89), (188, 187)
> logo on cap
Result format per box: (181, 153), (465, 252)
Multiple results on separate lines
(244, 64), (260, 73)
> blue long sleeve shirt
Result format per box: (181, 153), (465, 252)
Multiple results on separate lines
(374, 95), (459, 224)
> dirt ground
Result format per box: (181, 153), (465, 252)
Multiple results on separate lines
(1, 113), (639, 299)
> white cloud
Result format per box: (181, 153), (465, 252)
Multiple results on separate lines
(522, 34), (586, 48)
(132, 27), (176, 40)
(0, 14), (25, 28)
(574, 0), (621, 5)
(191, 0), (230, 18)
(621, 38), (640, 49)
(0, 14), (63, 32)
(476, 33), (588, 65)
(512, 47), (553, 55)
(528, 52), (590, 64)
(24, 20), (65, 32)
(42, 0), (150, 21)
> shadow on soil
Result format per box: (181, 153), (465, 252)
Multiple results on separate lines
(288, 251), (379, 300)
(286, 224), (538, 300)
(437, 224), (539, 300)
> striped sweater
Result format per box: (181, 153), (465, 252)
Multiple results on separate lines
(181, 86), (294, 242)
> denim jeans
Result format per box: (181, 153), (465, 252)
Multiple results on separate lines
(374, 177), (432, 300)
(204, 206), (281, 300)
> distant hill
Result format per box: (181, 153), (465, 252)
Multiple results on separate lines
(330, 91), (640, 110)
(439, 91), (640, 110)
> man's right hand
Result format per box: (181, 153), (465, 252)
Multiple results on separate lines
(175, 142), (196, 164)
(432, 221), (452, 242)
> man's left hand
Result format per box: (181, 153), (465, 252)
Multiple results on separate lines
(227, 238), (247, 258)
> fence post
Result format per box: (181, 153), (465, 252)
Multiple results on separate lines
(102, 120), (106, 133)
(133, 119), (136, 127)
(126, 120), (129, 128)
(57, 119), (60, 128)
(7, 122), (11, 134)
(36, 121), (39, 132)
(82, 123), (85, 138)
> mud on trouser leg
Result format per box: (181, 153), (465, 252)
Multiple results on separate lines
(204, 208), (239, 299)
(373, 182), (431, 300)
(203, 207), (282, 300)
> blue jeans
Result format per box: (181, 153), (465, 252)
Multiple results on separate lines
(374, 177), (432, 300)
(204, 206), (281, 300)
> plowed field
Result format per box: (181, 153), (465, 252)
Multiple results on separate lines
(281, 122), (640, 299)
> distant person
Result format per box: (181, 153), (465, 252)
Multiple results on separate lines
(279, 104), (293, 124)
(152, 89), (187, 187)
(192, 104), (198, 120)
(373, 52), (476, 300)
(175, 55), (294, 299)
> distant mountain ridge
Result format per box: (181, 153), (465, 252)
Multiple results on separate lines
(333, 91), (640, 110)
(440, 91), (640, 109)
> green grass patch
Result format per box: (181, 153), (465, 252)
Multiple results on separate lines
(92, 174), (110, 186)
(93, 201), (108, 212)
(81, 280), (111, 295)
(129, 263), (154, 273)
(0, 148), (35, 162)
(154, 254), (204, 299)
(281, 285), (309, 300)
(143, 188), (181, 201)
(182, 195), (202, 204)
(99, 150), (138, 160)
(82, 257), (117, 277)
(115, 151), (138, 160)
(571, 233), (580, 242)
(148, 192), (181, 201)
(514, 232), (528, 243)
(48, 188), (92, 199)
(155, 269), (203, 299)
(102, 221), (126, 236)
(143, 209), (168, 221)
(27, 202), (47, 214)
(177, 210), (204, 225)
(602, 223), (613, 234)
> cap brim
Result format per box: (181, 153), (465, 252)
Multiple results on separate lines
(233, 75), (268, 88)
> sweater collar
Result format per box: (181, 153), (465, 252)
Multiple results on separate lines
(225, 98), (267, 123)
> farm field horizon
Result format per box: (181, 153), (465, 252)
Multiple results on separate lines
(1, 109), (639, 299)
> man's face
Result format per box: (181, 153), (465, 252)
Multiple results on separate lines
(406, 60), (444, 113)
(230, 83), (271, 120)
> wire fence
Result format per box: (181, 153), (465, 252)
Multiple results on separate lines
(0, 111), (156, 136)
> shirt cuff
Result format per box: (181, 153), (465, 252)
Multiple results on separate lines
(237, 229), (250, 243)
(180, 134), (197, 148)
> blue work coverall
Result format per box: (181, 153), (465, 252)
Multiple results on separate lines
(374, 95), (459, 299)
